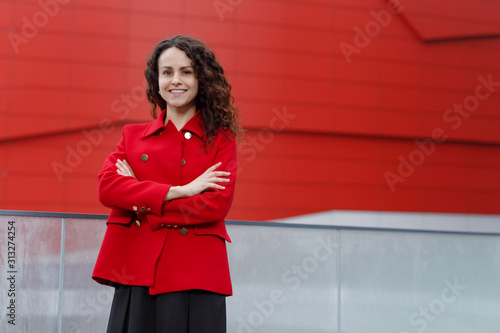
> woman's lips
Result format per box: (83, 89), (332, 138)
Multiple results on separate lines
(169, 89), (187, 96)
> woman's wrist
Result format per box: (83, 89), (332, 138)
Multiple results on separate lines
(164, 186), (188, 201)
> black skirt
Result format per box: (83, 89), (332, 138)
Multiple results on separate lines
(106, 285), (226, 333)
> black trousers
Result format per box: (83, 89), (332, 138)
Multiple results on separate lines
(106, 285), (226, 333)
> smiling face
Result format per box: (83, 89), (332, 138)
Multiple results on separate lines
(158, 47), (199, 115)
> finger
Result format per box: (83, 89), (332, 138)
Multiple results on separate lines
(117, 164), (133, 176)
(208, 183), (226, 190)
(118, 160), (134, 175)
(212, 177), (230, 183)
(207, 162), (222, 172)
(119, 169), (130, 177)
(118, 160), (130, 169)
(116, 160), (126, 169)
(206, 172), (229, 180)
(116, 163), (127, 173)
(122, 164), (133, 173)
(208, 179), (228, 188)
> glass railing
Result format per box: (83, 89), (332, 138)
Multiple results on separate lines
(1, 210), (499, 332)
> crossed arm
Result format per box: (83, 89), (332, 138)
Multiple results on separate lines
(115, 159), (231, 201)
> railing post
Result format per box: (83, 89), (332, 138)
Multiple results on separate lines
(57, 217), (66, 333)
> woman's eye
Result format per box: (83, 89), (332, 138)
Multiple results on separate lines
(183, 71), (192, 75)
(162, 71), (171, 75)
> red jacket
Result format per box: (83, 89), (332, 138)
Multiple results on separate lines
(92, 110), (236, 296)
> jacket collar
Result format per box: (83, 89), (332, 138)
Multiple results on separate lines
(141, 109), (205, 139)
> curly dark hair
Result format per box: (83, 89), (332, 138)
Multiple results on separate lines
(145, 35), (243, 147)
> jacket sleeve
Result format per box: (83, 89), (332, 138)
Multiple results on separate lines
(158, 135), (237, 226)
(97, 126), (171, 216)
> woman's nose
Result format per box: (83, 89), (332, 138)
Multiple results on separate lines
(171, 73), (181, 85)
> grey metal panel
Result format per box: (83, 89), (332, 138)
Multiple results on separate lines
(274, 210), (500, 235)
(226, 224), (339, 333)
(339, 229), (500, 333)
(60, 218), (110, 333)
(2, 212), (500, 333)
(0, 216), (61, 333)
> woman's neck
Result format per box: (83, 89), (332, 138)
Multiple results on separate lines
(165, 106), (196, 130)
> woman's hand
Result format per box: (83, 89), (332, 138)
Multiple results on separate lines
(116, 159), (229, 201)
(165, 162), (230, 201)
(116, 159), (136, 179)
(183, 162), (230, 197)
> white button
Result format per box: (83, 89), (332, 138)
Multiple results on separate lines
(184, 132), (192, 140)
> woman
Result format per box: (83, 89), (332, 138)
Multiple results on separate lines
(92, 35), (242, 333)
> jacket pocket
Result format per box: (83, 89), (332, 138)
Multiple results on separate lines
(194, 221), (231, 243)
(106, 209), (135, 225)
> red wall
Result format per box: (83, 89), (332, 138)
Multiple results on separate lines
(1, 0), (500, 221)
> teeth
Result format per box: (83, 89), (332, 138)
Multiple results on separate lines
(170, 90), (186, 93)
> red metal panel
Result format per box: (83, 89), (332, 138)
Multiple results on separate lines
(1, 0), (500, 221)
(128, 13), (182, 40)
(394, 0), (500, 40)
(72, 8), (128, 37)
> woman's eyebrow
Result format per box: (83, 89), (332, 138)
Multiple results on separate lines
(160, 65), (193, 69)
